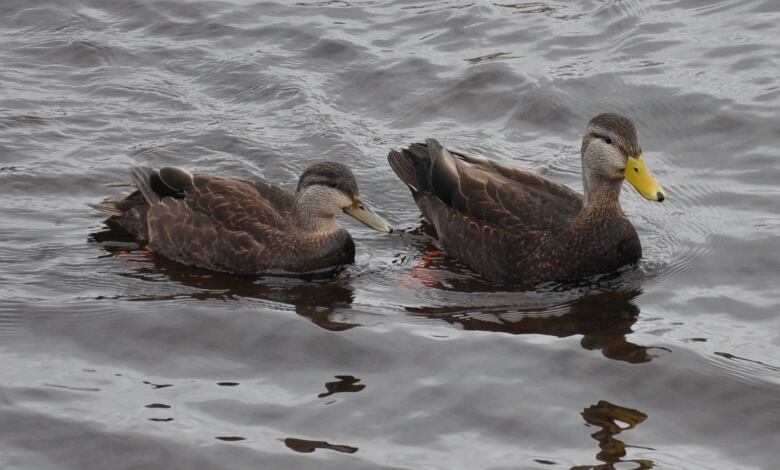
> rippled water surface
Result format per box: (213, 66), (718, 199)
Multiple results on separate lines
(2, 1), (780, 468)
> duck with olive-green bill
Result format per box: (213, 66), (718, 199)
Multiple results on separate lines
(93, 162), (391, 275)
(388, 113), (666, 285)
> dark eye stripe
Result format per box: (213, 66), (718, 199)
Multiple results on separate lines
(307, 178), (353, 196)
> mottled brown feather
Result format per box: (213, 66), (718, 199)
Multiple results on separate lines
(388, 139), (641, 285)
(95, 167), (356, 275)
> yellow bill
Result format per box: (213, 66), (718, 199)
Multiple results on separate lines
(624, 154), (667, 202)
(344, 196), (392, 233)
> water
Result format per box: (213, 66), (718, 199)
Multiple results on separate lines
(1, 1), (779, 468)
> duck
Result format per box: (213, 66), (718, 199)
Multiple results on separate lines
(93, 162), (391, 275)
(388, 113), (666, 285)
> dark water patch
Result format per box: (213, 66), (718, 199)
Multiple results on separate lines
(406, 287), (661, 363)
(533, 458), (557, 465)
(304, 37), (368, 63)
(142, 381), (173, 390)
(492, 2), (556, 14)
(145, 403), (171, 409)
(283, 437), (358, 454)
(318, 375), (365, 398)
(465, 51), (517, 64)
(216, 436), (246, 442)
(577, 400), (654, 469)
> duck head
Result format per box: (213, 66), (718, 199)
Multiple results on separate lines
(580, 113), (666, 206)
(296, 162), (391, 233)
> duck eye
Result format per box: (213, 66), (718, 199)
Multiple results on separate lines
(604, 136), (613, 145)
(324, 181), (338, 189)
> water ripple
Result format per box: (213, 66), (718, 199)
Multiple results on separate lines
(1, 0), (779, 468)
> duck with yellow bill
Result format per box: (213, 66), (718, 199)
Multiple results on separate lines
(388, 113), (666, 285)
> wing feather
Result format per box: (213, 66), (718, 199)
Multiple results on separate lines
(427, 146), (582, 233)
(186, 174), (293, 233)
(140, 172), (301, 272)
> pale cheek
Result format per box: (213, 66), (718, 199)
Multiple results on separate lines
(325, 191), (353, 216)
(338, 194), (353, 209)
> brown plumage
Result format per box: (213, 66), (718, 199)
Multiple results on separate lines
(93, 163), (390, 275)
(388, 113), (666, 285)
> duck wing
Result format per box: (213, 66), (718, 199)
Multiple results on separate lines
(186, 173), (295, 231)
(390, 140), (582, 233)
(130, 167), (303, 273)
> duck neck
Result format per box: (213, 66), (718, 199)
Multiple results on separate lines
(582, 173), (624, 214)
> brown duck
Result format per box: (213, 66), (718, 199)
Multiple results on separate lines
(93, 163), (391, 275)
(388, 113), (666, 285)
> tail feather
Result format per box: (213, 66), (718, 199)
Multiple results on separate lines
(128, 166), (159, 205)
(89, 198), (123, 216)
(388, 149), (419, 192)
(388, 141), (441, 194)
(91, 189), (150, 239)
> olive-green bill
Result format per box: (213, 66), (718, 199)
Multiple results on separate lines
(344, 197), (392, 233)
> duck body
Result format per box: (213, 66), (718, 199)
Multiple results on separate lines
(94, 163), (390, 275)
(388, 114), (665, 286)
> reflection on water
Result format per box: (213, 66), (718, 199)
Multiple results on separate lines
(283, 437), (358, 454)
(92, 224), (659, 362)
(318, 375), (365, 398)
(407, 287), (661, 363)
(90, 225), (358, 331)
(574, 401), (653, 470)
(3, 0), (780, 468)
(391, 223), (668, 362)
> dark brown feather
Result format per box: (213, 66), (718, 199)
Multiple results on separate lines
(388, 140), (641, 285)
(95, 167), (356, 275)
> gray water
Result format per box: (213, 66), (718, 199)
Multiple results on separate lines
(1, 1), (779, 469)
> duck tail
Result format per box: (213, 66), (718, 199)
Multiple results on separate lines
(89, 197), (124, 216)
(128, 166), (160, 205)
(91, 189), (150, 240)
(388, 149), (417, 192)
(388, 141), (439, 194)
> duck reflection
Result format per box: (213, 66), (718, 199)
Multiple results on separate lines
(406, 289), (657, 363)
(90, 225), (357, 331)
(399, 224), (662, 363)
(92, 223), (663, 361)
(318, 375), (365, 398)
(572, 400), (654, 470)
